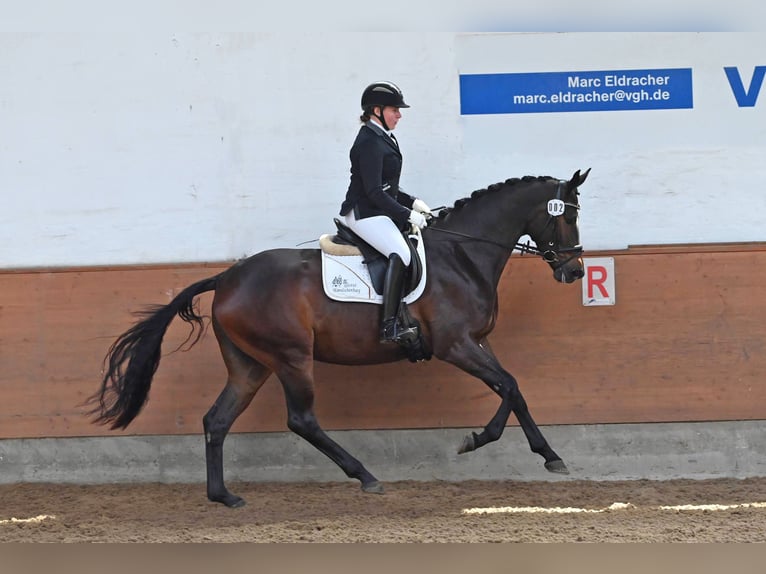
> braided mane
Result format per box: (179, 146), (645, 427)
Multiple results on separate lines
(436, 175), (552, 219)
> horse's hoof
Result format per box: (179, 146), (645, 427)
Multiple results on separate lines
(228, 497), (247, 508)
(361, 481), (385, 494)
(545, 460), (570, 474)
(209, 493), (247, 508)
(458, 434), (475, 454)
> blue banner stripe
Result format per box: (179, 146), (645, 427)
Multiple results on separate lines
(460, 68), (694, 114)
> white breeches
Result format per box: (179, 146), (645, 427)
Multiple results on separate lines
(342, 212), (411, 266)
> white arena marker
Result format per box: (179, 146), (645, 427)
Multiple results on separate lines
(462, 501), (766, 515)
(463, 502), (633, 515)
(0, 514), (56, 525)
(659, 502), (766, 511)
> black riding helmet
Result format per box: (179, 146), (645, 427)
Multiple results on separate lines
(361, 81), (410, 130)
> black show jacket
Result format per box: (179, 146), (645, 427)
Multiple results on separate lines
(339, 122), (415, 230)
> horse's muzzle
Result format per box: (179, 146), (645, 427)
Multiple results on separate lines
(553, 259), (585, 283)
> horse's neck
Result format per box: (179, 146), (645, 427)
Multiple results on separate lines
(432, 190), (535, 287)
(454, 240), (513, 292)
(430, 218), (523, 291)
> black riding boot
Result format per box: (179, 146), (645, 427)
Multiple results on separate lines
(380, 254), (418, 343)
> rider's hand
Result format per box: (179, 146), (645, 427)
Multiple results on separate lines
(412, 198), (432, 216)
(408, 210), (428, 230)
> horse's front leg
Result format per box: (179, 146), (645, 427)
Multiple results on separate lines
(444, 337), (568, 474)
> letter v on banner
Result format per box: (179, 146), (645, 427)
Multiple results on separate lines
(724, 66), (765, 107)
(582, 257), (615, 306)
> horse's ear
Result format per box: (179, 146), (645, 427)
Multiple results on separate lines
(569, 167), (591, 188)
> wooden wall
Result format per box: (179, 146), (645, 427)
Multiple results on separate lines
(2, 244), (766, 440)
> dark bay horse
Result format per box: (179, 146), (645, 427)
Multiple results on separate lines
(88, 168), (590, 508)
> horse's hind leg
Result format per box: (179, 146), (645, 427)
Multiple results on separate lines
(277, 361), (384, 494)
(203, 332), (272, 508)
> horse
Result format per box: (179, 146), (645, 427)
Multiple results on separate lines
(87, 168), (590, 508)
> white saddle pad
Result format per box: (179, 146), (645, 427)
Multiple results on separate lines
(320, 228), (427, 304)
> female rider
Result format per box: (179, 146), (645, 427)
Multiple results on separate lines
(338, 81), (432, 344)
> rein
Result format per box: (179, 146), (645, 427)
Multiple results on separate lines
(425, 226), (542, 255)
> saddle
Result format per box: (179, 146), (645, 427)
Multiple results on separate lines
(321, 218), (423, 296)
(319, 219), (431, 362)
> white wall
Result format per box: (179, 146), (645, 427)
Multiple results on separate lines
(457, 33), (766, 250)
(1, 32), (763, 268)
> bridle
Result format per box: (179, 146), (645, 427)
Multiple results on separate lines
(534, 180), (583, 269)
(427, 180), (582, 269)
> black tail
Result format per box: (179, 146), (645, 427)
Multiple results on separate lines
(86, 274), (221, 430)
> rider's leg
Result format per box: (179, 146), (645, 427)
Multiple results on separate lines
(341, 213), (411, 266)
(341, 213), (416, 343)
(379, 253), (418, 343)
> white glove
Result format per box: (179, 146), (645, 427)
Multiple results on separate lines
(408, 209), (428, 230)
(412, 198), (432, 215)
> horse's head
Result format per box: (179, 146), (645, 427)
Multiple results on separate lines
(526, 168), (590, 284)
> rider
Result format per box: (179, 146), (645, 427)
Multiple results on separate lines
(339, 81), (432, 344)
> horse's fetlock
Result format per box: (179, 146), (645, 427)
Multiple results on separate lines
(287, 415), (318, 436)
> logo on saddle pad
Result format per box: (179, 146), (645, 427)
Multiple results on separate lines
(319, 229), (427, 304)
